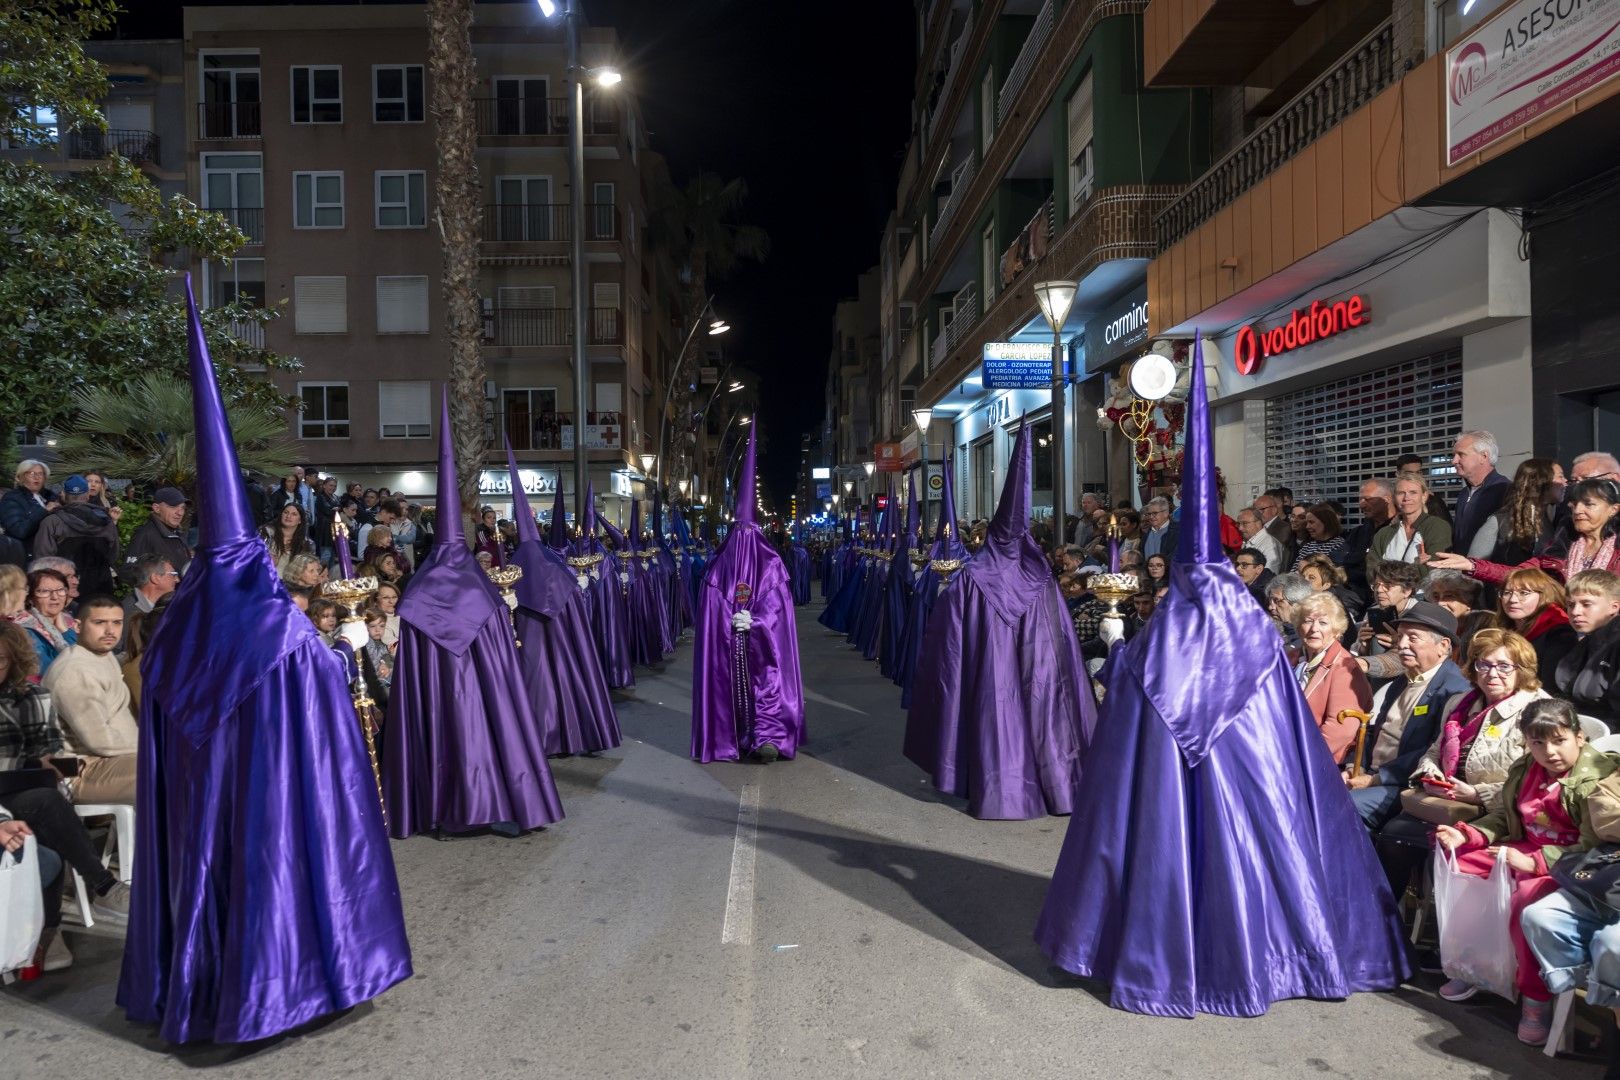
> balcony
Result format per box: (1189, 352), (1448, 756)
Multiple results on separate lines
(197, 101), (261, 140)
(229, 319), (265, 350)
(997, 0), (1055, 129)
(495, 411), (624, 453)
(481, 203), (620, 243)
(928, 153), (978, 254)
(922, 8), (977, 150)
(482, 306), (623, 347)
(474, 97), (620, 139)
(210, 206), (263, 244)
(1154, 20), (1396, 251)
(1144, 0), (1318, 87)
(68, 128), (160, 165)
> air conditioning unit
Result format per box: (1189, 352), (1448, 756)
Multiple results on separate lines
(484, 379), (497, 400)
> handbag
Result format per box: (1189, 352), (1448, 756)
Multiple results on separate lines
(1551, 844), (1620, 915)
(1400, 788), (1485, 825)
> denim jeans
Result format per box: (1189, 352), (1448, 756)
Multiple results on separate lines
(1521, 888), (1620, 1007)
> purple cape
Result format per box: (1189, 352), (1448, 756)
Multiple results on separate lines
(1033, 337), (1408, 1015)
(383, 392), (564, 836)
(903, 421), (1092, 819)
(119, 279), (411, 1043)
(573, 514), (635, 688)
(790, 544), (812, 605)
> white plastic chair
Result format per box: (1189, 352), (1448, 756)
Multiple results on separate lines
(1592, 733), (1620, 755)
(73, 803), (133, 884)
(1580, 715), (1611, 742)
(1546, 989), (1579, 1058)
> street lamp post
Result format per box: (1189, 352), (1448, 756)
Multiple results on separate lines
(913, 406), (934, 524)
(654, 295), (729, 496)
(1034, 280), (1077, 545)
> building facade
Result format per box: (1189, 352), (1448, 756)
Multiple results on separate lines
(182, 3), (676, 524)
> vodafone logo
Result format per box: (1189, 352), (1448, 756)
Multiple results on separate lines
(1233, 296), (1369, 376)
(1449, 42), (1488, 106)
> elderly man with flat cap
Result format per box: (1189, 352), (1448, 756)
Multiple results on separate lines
(1344, 600), (1473, 830)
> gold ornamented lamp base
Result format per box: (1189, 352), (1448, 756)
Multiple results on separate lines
(1089, 572), (1140, 619)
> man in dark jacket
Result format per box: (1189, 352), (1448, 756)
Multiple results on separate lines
(120, 487), (191, 583)
(1233, 548), (1274, 606)
(1449, 430), (1511, 555)
(1336, 477), (1395, 606)
(33, 475), (121, 596)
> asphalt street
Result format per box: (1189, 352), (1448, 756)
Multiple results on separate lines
(1, 602), (1606, 1079)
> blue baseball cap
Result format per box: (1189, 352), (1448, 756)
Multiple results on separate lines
(62, 475), (89, 495)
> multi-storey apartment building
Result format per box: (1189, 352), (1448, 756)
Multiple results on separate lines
(183, 3), (674, 524)
(893, 0), (1211, 523)
(823, 269), (882, 516)
(1144, 0), (1620, 510)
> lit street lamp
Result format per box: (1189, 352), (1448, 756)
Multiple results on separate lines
(1035, 279), (1078, 543)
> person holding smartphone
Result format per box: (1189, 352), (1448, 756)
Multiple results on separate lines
(1356, 560), (1423, 657)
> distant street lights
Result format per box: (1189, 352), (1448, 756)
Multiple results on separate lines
(1035, 279), (1078, 542)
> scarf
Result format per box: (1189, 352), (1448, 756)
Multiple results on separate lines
(13, 608), (70, 654)
(1566, 532), (1617, 576)
(1437, 690), (1488, 778)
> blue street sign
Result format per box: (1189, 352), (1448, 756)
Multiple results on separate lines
(981, 342), (1068, 389)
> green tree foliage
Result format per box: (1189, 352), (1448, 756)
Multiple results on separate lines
(0, 0), (297, 440)
(52, 374), (298, 494)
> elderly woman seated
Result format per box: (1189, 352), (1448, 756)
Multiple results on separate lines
(1264, 572), (1314, 651)
(280, 552), (326, 591)
(1291, 591), (1372, 764)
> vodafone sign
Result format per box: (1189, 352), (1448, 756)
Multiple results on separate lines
(1233, 295), (1369, 376)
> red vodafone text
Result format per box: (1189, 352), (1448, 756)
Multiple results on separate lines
(1233, 295), (1369, 375)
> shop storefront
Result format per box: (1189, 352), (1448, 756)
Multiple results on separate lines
(1160, 208), (1531, 513)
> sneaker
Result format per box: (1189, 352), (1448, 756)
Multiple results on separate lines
(90, 882), (131, 930)
(755, 743), (780, 764)
(1438, 978), (1479, 1002)
(1519, 997), (1553, 1045)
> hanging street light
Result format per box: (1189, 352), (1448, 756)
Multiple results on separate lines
(1034, 279), (1078, 545)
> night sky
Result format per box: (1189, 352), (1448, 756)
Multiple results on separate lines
(113, 0), (917, 507)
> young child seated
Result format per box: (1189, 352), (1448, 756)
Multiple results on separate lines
(1435, 698), (1617, 1044)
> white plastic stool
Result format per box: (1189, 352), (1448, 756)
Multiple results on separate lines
(73, 803), (133, 884)
(1545, 989), (1578, 1058)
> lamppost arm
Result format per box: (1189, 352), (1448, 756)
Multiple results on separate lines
(654, 293), (717, 495)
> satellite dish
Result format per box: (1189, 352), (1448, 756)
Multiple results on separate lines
(1129, 354), (1178, 401)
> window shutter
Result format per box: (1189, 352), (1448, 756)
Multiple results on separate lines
(378, 379), (431, 438)
(1067, 72), (1093, 165)
(294, 276), (348, 334)
(376, 275), (429, 333)
(592, 282), (621, 309)
(497, 286), (556, 308)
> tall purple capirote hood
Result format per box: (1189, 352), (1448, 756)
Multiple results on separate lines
(1176, 335), (1223, 565)
(505, 439), (542, 545)
(434, 388), (464, 547)
(735, 425), (758, 528)
(989, 416), (1031, 543)
(548, 484), (569, 550)
(185, 276), (253, 548)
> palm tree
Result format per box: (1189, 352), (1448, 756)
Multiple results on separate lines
(426, 0), (484, 539)
(646, 160), (770, 484)
(52, 374), (296, 493)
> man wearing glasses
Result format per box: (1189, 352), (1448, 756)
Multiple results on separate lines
(117, 555), (179, 657)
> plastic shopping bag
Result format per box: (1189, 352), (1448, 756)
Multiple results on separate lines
(0, 836), (45, 973)
(1434, 845), (1518, 1002)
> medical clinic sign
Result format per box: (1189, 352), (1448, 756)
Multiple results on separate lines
(1447, 0), (1620, 165)
(1233, 295), (1370, 375)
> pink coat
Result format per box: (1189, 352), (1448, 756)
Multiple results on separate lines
(1301, 639), (1374, 764)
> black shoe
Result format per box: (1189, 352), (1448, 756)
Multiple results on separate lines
(756, 743), (780, 763)
(489, 820), (523, 838)
(1415, 949), (1444, 975)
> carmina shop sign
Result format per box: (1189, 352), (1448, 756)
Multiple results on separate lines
(1232, 295), (1370, 375)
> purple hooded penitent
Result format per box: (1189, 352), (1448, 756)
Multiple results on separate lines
(691, 426), (805, 762)
(895, 456), (967, 707)
(573, 484), (635, 688)
(505, 444), (620, 756)
(904, 418), (1092, 819)
(382, 391), (564, 837)
(547, 484), (570, 552)
(1034, 338), (1409, 1016)
(118, 277), (411, 1043)
(620, 498), (673, 665)
(878, 471), (920, 679)
(652, 488), (691, 638)
(851, 478), (894, 658)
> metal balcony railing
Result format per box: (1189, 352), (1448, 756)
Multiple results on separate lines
(68, 128), (160, 164)
(198, 101), (261, 139)
(922, 7), (976, 149)
(229, 319), (265, 350)
(482, 306), (624, 347)
(997, 0), (1055, 129)
(928, 152), (978, 253)
(1155, 19), (1397, 251)
(474, 97), (620, 138)
(210, 206), (263, 243)
(482, 203), (620, 242)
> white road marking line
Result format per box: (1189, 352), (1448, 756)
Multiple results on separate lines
(721, 782), (761, 946)
(804, 687), (867, 715)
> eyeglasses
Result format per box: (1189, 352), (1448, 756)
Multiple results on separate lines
(1473, 660), (1517, 675)
(1500, 588), (1541, 600)
(34, 588), (66, 599)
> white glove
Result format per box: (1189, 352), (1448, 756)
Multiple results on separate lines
(1098, 616), (1125, 648)
(732, 609), (754, 632)
(576, 573), (590, 590)
(618, 571), (630, 585)
(503, 590), (518, 611)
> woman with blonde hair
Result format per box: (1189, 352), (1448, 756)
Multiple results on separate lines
(1291, 591), (1372, 763)
(0, 564), (26, 619)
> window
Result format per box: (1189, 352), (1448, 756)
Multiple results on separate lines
(376, 275), (430, 334)
(378, 380), (431, 438)
(204, 257), (266, 308)
(1066, 72), (1094, 213)
(375, 171), (426, 228)
(291, 66), (342, 124)
(494, 175), (552, 240)
(591, 182), (616, 239)
(980, 67), (995, 154)
(293, 171), (343, 228)
(200, 52), (260, 138)
(373, 64), (424, 123)
(202, 152), (263, 242)
(487, 287), (561, 346)
(592, 282), (621, 343)
(492, 76), (549, 135)
(299, 383), (349, 439)
(501, 387), (560, 450)
(294, 275), (348, 334)
(981, 221), (997, 305)
(7, 104), (59, 145)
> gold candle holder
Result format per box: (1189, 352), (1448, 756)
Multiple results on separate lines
(485, 564), (524, 645)
(321, 574), (386, 820)
(1089, 572), (1140, 620)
